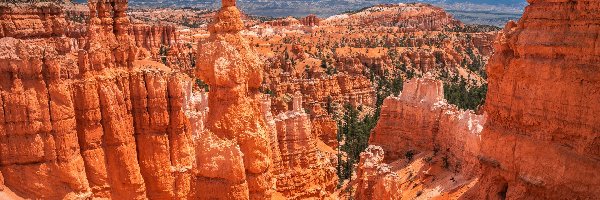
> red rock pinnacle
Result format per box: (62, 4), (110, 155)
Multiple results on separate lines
(193, 0), (273, 199)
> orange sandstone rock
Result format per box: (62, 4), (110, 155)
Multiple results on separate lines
(361, 76), (485, 199)
(271, 93), (338, 199)
(370, 76), (485, 171)
(192, 0), (273, 199)
(474, 0), (600, 198)
(300, 15), (320, 27)
(271, 74), (375, 115)
(360, 1), (600, 199)
(0, 1), (196, 199)
(321, 3), (461, 31)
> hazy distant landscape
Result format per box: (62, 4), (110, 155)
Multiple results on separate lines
(73, 0), (525, 26)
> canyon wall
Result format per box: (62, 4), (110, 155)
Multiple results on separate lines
(322, 3), (462, 31)
(0, 3), (66, 38)
(359, 0), (600, 199)
(129, 23), (181, 60)
(474, 0), (600, 198)
(311, 113), (338, 148)
(265, 15), (320, 27)
(300, 15), (320, 27)
(129, 23), (195, 74)
(130, 24), (177, 51)
(0, 1), (196, 199)
(0, 1), (340, 199)
(265, 17), (300, 27)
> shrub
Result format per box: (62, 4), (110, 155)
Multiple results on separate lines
(416, 190), (423, 197)
(405, 150), (415, 161)
(442, 156), (450, 169)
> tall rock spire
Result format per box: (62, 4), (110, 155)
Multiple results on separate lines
(192, 0), (273, 199)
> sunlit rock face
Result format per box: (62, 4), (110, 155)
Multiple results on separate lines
(0, 1), (196, 199)
(192, 0), (274, 199)
(361, 0), (600, 199)
(474, 0), (600, 199)
(270, 93), (337, 199)
(370, 76), (484, 165)
(359, 77), (486, 200)
(0, 0), (339, 199)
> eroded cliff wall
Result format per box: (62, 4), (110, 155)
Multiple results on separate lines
(475, 0), (600, 198)
(370, 76), (484, 168)
(360, 0), (600, 199)
(0, 1), (196, 199)
(360, 76), (485, 199)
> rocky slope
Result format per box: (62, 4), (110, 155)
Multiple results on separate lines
(269, 74), (375, 114)
(252, 3), (497, 121)
(358, 76), (485, 199)
(370, 76), (484, 166)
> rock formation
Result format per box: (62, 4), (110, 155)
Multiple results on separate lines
(130, 24), (178, 50)
(265, 17), (301, 27)
(192, 0), (273, 199)
(321, 3), (462, 31)
(359, 76), (485, 199)
(1, 1), (343, 199)
(311, 113), (339, 148)
(271, 93), (337, 199)
(357, 0), (600, 199)
(0, 1), (196, 199)
(370, 76), (485, 171)
(300, 14), (320, 26)
(258, 3), (497, 120)
(129, 23), (180, 60)
(354, 145), (401, 200)
(270, 74), (375, 115)
(0, 2), (66, 38)
(4, 0), (598, 199)
(474, 0), (600, 198)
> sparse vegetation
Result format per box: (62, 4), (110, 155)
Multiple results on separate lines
(416, 190), (423, 197)
(442, 156), (450, 169)
(443, 75), (488, 110)
(405, 150), (415, 161)
(337, 104), (378, 183)
(159, 45), (169, 65)
(195, 79), (209, 92)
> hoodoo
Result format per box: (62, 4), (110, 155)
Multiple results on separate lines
(192, 0), (273, 199)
